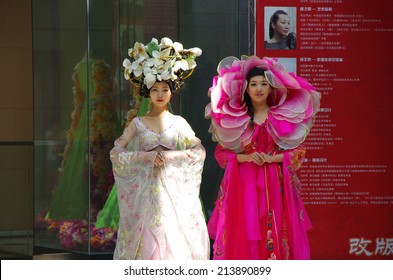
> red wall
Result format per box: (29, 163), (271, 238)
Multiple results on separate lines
(256, 0), (393, 260)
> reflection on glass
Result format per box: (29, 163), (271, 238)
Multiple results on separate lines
(33, 0), (242, 257)
(42, 56), (117, 251)
(33, 0), (179, 255)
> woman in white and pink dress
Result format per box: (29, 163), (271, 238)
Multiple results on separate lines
(110, 37), (209, 260)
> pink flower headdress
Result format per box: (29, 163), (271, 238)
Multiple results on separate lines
(205, 55), (321, 152)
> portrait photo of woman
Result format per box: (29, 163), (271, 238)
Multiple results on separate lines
(264, 7), (297, 50)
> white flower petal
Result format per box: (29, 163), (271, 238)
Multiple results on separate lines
(164, 60), (173, 69)
(123, 58), (132, 69)
(160, 70), (171, 80)
(155, 58), (164, 67)
(131, 60), (140, 70)
(161, 37), (174, 48)
(143, 67), (152, 75)
(132, 42), (146, 59)
(128, 48), (133, 56)
(144, 73), (156, 89)
(160, 48), (171, 58)
(173, 42), (184, 54)
(189, 47), (202, 57)
(152, 50), (160, 59)
(174, 59), (189, 71)
(146, 58), (156, 67)
(133, 67), (142, 77)
(150, 38), (159, 45)
(187, 60), (197, 69)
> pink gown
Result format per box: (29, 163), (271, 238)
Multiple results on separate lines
(205, 56), (321, 260)
(208, 115), (312, 260)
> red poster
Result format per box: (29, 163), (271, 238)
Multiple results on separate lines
(256, 0), (393, 259)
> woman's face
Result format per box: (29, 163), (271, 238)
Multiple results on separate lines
(272, 14), (291, 37)
(246, 75), (272, 104)
(149, 81), (172, 107)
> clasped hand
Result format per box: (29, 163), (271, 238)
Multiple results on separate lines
(248, 152), (271, 165)
(154, 152), (164, 167)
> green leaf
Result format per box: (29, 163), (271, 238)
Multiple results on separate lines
(146, 42), (159, 56)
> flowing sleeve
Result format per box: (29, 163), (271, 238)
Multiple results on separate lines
(110, 121), (156, 260)
(110, 121), (156, 180)
(281, 144), (306, 172)
(214, 144), (237, 169)
(162, 117), (206, 169)
(281, 143), (312, 259)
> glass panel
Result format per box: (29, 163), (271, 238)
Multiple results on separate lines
(33, 0), (89, 254)
(87, 0), (118, 255)
(32, 0), (250, 257)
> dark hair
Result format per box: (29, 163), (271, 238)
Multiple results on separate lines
(243, 67), (266, 121)
(138, 79), (185, 98)
(269, 10), (289, 39)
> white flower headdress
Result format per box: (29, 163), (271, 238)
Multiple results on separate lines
(123, 37), (202, 90)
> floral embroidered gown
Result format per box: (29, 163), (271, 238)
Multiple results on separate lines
(110, 116), (210, 260)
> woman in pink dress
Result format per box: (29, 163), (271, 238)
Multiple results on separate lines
(205, 56), (321, 260)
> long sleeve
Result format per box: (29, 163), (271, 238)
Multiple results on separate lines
(162, 117), (206, 171)
(110, 121), (156, 180)
(111, 121), (156, 260)
(281, 144), (306, 172)
(281, 143), (312, 259)
(214, 144), (237, 169)
(162, 138), (205, 167)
